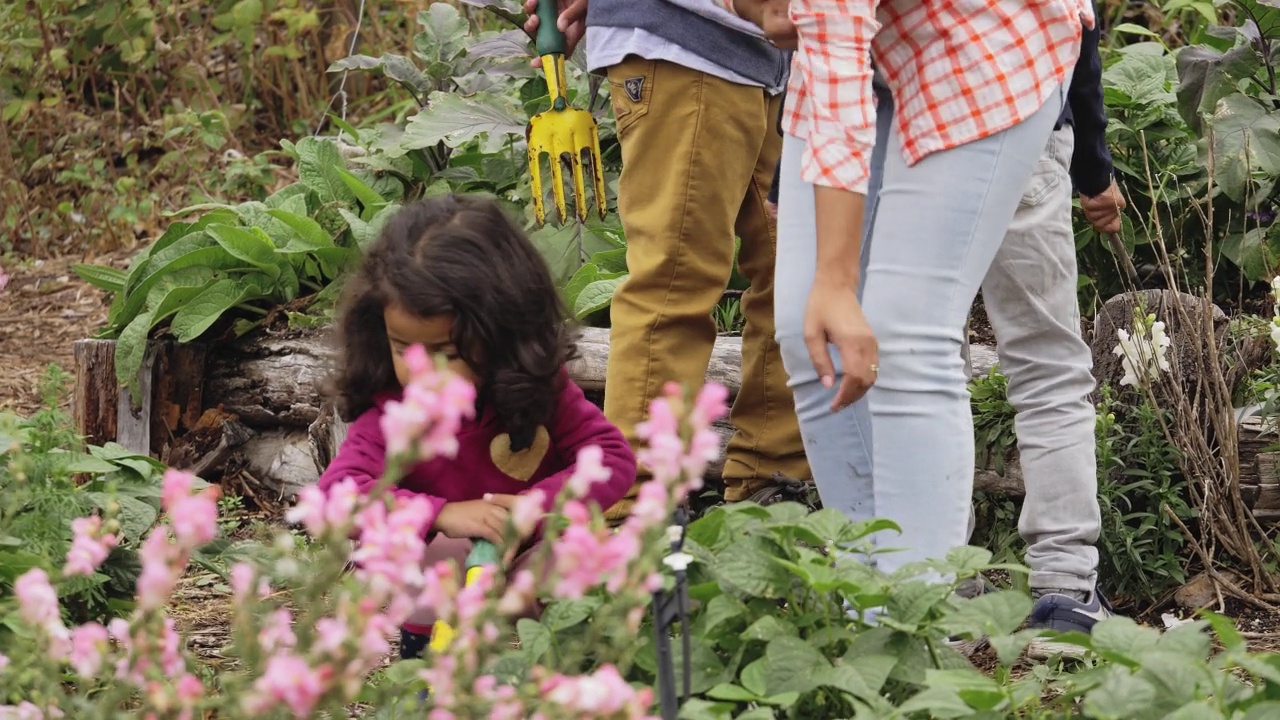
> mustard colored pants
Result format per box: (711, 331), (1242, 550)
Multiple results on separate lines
(600, 57), (810, 520)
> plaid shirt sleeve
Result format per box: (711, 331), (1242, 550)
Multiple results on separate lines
(789, 0), (880, 194)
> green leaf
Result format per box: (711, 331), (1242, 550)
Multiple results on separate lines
(705, 684), (759, 702)
(72, 264), (127, 294)
(763, 636), (830, 695)
(1206, 94), (1280, 204)
(265, 209), (336, 249)
(884, 581), (955, 627)
(296, 137), (358, 207)
(715, 536), (792, 599)
(1243, 703), (1280, 720)
(61, 453), (120, 474)
(740, 615), (796, 642)
(574, 275), (626, 319)
(528, 222), (585, 286)
(169, 276), (273, 342)
(1083, 670), (1158, 720)
(739, 658), (768, 696)
(414, 3), (469, 67)
(113, 245), (248, 335)
(84, 492), (158, 543)
(921, 668), (1005, 711)
(1103, 45), (1177, 107)
(359, 203), (401, 250)
(114, 306), (156, 396)
(1090, 616), (1162, 663)
(895, 686), (975, 719)
(1174, 43), (1260, 132)
(814, 654), (897, 702)
(673, 639), (730, 695)
(335, 167), (390, 219)
(940, 590), (1032, 640)
(516, 618), (551, 663)
(699, 593), (746, 636)
(329, 53), (431, 100)
(1232, 0), (1280, 39)
(401, 91), (527, 154)
(1113, 22), (1161, 38)
(1201, 610), (1246, 652)
(207, 224), (283, 278)
(1219, 226), (1280, 282)
(541, 597), (602, 631)
(590, 247), (628, 273)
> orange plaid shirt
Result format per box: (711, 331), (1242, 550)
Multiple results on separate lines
(724, 0), (1095, 194)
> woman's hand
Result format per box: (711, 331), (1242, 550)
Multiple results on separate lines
(434, 500), (509, 545)
(804, 278), (878, 412)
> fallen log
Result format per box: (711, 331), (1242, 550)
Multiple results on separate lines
(202, 325), (1002, 430)
(88, 327), (1280, 520)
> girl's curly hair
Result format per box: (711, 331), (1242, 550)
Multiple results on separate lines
(331, 194), (578, 452)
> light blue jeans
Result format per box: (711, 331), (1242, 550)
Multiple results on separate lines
(775, 77), (1071, 579)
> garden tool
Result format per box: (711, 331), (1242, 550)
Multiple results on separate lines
(527, 0), (607, 224)
(428, 539), (500, 653)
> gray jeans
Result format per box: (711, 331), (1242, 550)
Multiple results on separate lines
(775, 77), (1097, 589)
(974, 126), (1100, 592)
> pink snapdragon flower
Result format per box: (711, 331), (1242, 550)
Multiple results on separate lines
(14, 569), (60, 629)
(161, 470), (219, 548)
(540, 664), (658, 718)
(566, 445), (611, 498)
(68, 622), (110, 677)
(551, 502), (640, 599)
(0, 701), (43, 720)
(135, 529), (182, 611)
(381, 344), (476, 460)
(244, 653), (329, 717)
(64, 515), (120, 577)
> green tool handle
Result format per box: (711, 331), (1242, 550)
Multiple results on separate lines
(465, 538), (500, 571)
(535, 0), (567, 56)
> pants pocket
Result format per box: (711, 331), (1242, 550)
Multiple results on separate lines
(606, 57), (656, 137)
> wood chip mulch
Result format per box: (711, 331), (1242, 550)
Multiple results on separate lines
(0, 250), (136, 415)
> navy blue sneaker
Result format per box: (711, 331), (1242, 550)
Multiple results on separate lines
(1027, 589), (1115, 659)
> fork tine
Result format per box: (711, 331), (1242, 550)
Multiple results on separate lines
(588, 127), (608, 220)
(551, 151), (568, 223)
(528, 145), (546, 225)
(570, 143), (589, 223)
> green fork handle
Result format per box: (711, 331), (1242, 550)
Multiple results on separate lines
(535, 0), (567, 57)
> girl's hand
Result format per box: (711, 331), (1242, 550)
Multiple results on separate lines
(804, 278), (878, 412)
(434, 500), (509, 545)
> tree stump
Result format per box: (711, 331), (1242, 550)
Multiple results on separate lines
(73, 339), (209, 456)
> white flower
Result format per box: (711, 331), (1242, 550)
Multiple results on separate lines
(1113, 314), (1171, 387)
(1271, 276), (1280, 316)
(1271, 319), (1280, 356)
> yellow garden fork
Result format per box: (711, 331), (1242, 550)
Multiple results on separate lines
(527, 0), (607, 224)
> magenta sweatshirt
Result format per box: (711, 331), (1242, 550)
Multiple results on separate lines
(317, 370), (637, 530)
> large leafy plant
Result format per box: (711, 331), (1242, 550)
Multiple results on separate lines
(0, 367), (174, 626)
(75, 136), (405, 395)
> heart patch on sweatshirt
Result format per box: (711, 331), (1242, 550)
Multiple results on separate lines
(489, 426), (550, 482)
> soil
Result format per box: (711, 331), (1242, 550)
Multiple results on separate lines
(0, 250), (135, 414)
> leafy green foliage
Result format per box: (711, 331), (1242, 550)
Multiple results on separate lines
(83, 135), (409, 395)
(0, 367), (171, 626)
(1083, 5), (1280, 302)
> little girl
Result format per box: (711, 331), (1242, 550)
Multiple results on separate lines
(318, 194), (637, 660)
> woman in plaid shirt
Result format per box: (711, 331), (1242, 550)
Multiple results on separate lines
(734, 0), (1094, 591)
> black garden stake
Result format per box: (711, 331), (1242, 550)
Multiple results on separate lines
(651, 507), (694, 720)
